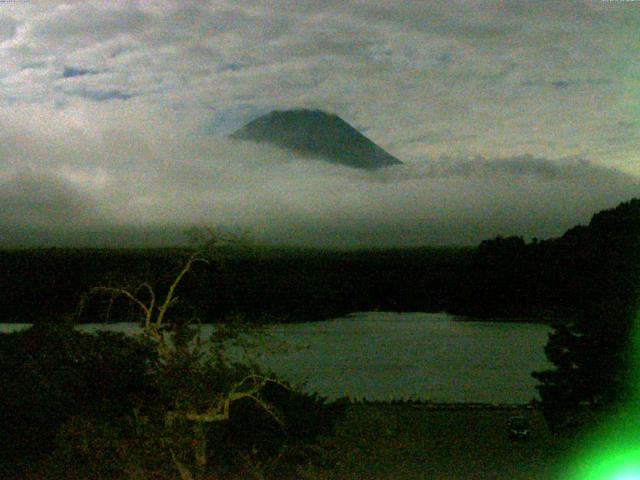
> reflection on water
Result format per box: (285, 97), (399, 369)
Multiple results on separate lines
(0, 312), (551, 402)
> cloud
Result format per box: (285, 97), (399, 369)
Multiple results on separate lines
(0, 1), (638, 246)
(0, 15), (17, 43)
(381, 155), (632, 182)
(1, 103), (637, 248)
(29, 3), (148, 43)
(523, 78), (612, 90)
(0, 169), (104, 230)
(62, 65), (98, 78)
(66, 88), (134, 102)
(390, 131), (478, 148)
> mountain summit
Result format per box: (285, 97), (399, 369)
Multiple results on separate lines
(229, 109), (402, 170)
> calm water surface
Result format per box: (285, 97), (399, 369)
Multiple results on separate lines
(1, 312), (551, 403)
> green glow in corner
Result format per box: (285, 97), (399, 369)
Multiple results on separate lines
(614, 470), (640, 480)
(564, 443), (640, 479)
(561, 313), (640, 480)
(559, 410), (640, 479)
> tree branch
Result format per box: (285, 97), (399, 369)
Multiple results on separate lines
(165, 375), (287, 427)
(155, 252), (209, 328)
(91, 286), (152, 324)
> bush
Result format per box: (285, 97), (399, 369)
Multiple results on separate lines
(2, 240), (345, 479)
(50, 330), (345, 479)
(0, 322), (156, 473)
(532, 300), (636, 432)
(0, 322), (345, 479)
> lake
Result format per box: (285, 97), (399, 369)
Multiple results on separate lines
(0, 312), (551, 403)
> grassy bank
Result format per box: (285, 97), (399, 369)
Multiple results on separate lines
(0, 402), (594, 479)
(298, 403), (581, 480)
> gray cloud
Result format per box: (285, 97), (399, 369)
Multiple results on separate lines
(86, 148), (640, 247)
(391, 131), (478, 148)
(29, 4), (148, 43)
(0, 1), (638, 246)
(62, 65), (98, 78)
(0, 170), (103, 230)
(0, 110), (637, 248)
(523, 78), (612, 90)
(389, 155), (630, 182)
(65, 88), (134, 102)
(0, 15), (17, 42)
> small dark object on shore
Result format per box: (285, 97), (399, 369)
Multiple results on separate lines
(508, 416), (531, 440)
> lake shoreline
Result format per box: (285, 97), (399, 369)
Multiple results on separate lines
(0, 309), (558, 327)
(1, 312), (551, 404)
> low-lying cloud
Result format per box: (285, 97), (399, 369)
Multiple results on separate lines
(0, 169), (101, 228)
(0, 106), (638, 248)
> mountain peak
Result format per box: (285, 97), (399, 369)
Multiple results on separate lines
(230, 109), (402, 170)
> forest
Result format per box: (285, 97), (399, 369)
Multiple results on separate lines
(2, 198), (640, 325)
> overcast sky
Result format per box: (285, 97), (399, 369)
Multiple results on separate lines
(0, 1), (639, 248)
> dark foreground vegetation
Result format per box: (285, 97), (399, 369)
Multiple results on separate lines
(0, 322), (347, 479)
(1, 238), (351, 479)
(2, 198), (640, 477)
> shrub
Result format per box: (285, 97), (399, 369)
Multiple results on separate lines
(0, 322), (156, 473)
(50, 327), (345, 479)
(52, 235), (344, 479)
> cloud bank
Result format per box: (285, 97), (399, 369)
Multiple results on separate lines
(0, 1), (637, 247)
(0, 104), (637, 247)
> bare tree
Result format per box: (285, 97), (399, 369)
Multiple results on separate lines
(84, 230), (287, 480)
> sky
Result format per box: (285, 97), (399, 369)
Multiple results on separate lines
(0, 0), (639, 248)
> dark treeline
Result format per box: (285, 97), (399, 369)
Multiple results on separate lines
(2, 198), (640, 324)
(451, 198), (640, 319)
(529, 199), (640, 431)
(0, 246), (470, 323)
